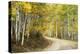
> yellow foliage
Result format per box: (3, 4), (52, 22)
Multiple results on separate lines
(23, 3), (32, 13)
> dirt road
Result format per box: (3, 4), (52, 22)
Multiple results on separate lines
(43, 36), (78, 51)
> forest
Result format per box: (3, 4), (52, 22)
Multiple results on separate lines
(9, 1), (78, 52)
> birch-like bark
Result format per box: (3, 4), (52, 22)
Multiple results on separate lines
(17, 6), (21, 41)
(21, 13), (27, 46)
(21, 23), (25, 45)
(56, 18), (58, 38)
(15, 7), (19, 42)
(71, 17), (74, 40)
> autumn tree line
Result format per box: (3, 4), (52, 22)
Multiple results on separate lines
(9, 1), (78, 46)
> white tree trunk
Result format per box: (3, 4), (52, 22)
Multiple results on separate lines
(56, 21), (58, 38)
(60, 27), (63, 39)
(16, 6), (20, 42)
(15, 11), (18, 42)
(21, 14), (26, 46)
(17, 13), (21, 41)
(21, 23), (25, 46)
